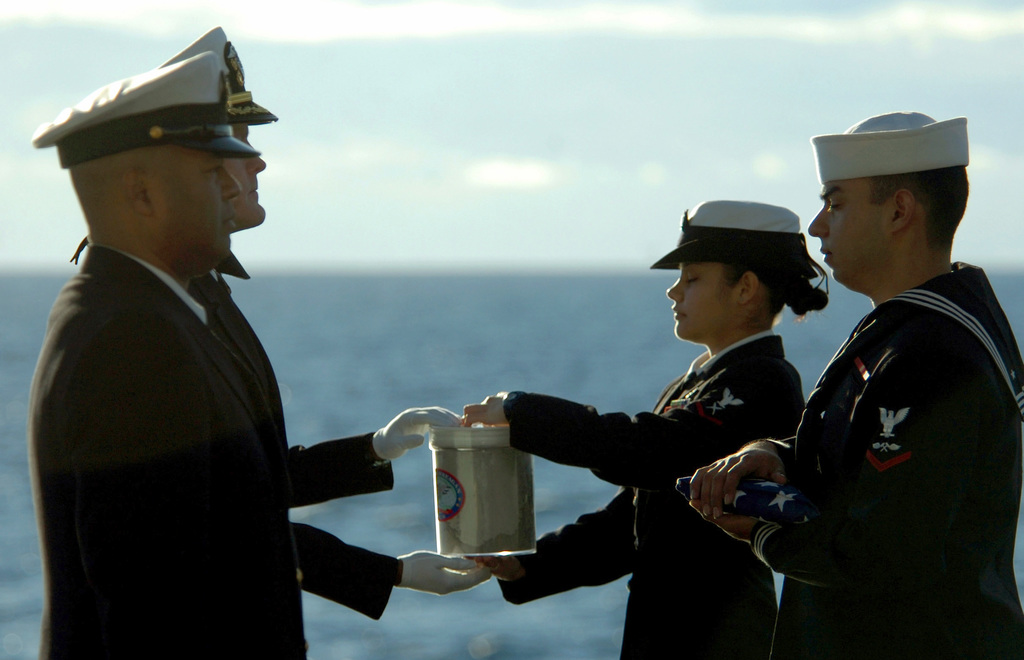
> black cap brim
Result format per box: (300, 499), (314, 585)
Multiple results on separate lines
(177, 134), (260, 158)
(650, 244), (693, 270)
(651, 226), (818, 279)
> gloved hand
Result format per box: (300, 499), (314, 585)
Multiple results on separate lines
(372, 407), (461, 460)
(396, 551), (491, 595)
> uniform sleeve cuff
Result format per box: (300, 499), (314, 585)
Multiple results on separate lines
(751, 521), (782, 566)
(503, 391), (526, 421)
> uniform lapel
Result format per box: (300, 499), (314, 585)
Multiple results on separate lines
(84, 249), (266, 427)
(653, 371), (701, 414)
(183, 277), (292, 497)
(654, 337), (786, 413)
(190, 272), (288, 441)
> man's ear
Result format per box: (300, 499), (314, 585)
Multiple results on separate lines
(123, 167), (154, 217)
(888, 188), (918, 235)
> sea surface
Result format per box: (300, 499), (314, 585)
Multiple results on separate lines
(2, 271), (1024, 659)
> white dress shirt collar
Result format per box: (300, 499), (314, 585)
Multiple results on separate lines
(685, 329), (776, 379)
(89, 244), (207, 324)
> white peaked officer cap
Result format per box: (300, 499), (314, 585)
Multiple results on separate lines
(162, 26), (277, 125)
(32, 51), (260, 168)
(651, 200), (819, 279)
(811, 111), (969, 183)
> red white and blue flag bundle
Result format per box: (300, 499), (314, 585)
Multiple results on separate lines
(676, 477), (820, 523)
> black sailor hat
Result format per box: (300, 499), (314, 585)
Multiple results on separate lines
(650, 200), (819, 280)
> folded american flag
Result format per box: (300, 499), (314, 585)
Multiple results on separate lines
(676, 476), (820, 523)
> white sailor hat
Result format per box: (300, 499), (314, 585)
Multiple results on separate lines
(651, 200), (819, 279)
(32, 51), (260, 168)
(162, 27), (277, 125)
(811, 112), (969, 184)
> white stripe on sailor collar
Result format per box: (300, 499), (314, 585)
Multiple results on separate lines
(891, 289), (1024, 418)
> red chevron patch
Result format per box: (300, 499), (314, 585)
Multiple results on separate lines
(695, 402), (724, 426)
(865, 449), (912, 472)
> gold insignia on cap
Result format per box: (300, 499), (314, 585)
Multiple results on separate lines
(224, 42), (245, 92)
(149, 126), (164, 139)
(228, 91), (254, 108)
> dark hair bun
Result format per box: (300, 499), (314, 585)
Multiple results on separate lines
(786, 282), (829, 316)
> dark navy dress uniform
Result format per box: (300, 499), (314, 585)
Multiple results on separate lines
(750, 264), (1024, 659)
(27, 43), (338, 659)
(498, 334), (805, 659)
(189, 256), (401, 618)
(30, 248), (309, 659)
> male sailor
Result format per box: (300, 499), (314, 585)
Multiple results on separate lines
(688, 112), (1024, 659)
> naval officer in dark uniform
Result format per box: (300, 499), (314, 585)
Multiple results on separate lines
(28, 52), (313, 659)
(463, 201), (829, 659)
(165, 27), (488, 619)
(690, 112), (1024, 659)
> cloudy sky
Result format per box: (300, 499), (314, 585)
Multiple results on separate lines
(2, 0), (1022, 272)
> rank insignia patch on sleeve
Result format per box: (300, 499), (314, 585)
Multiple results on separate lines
(709, 388), (743, 412)
(879, 407), (909, 438)
(866, 407), (913, 471)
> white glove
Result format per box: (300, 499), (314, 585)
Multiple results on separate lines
(372, 407), (461, 460)
(396, 551), (491, 595)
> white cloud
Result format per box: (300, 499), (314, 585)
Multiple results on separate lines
(264, 140), (563, 191)
(258, 138), (428, 182)
(637, 162), (668, 187)
(967, 143), (1024, 173)
(333, 140), (426, 169)
(464, 158), (561, 189)
(752, 153), (788, 181)
(4, 2), (1024, 42)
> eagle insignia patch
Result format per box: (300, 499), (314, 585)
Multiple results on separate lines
(867, 407), (912, 472)
(709, 388), (744, 413)
(879, 407), (910, 438)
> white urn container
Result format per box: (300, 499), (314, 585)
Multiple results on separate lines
(429, 425), (536, 557)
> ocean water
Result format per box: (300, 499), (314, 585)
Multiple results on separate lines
(2, 271), (1023, 659)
